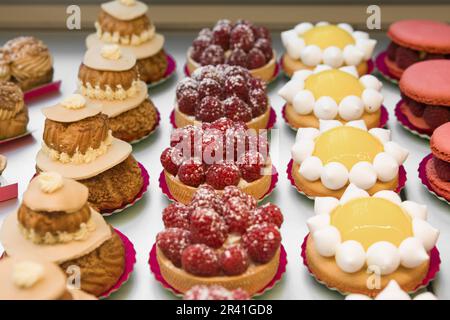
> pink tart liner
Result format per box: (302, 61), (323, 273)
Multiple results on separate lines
(148, 243), (287, 297)
(281, 104), (389, 130)
(159, 165), (278, 203)
(300, 234), (441, 295)
(375, 51), (400, 84)
(279, 55), (375, 78)
(99, 228), (136, 299)
(101, 162), (150, 216)
(23, 80), (62, 103)
(129, 109), (161, 144)
(147, 54), (177, 89)
(0, 228), (136, 299)
(418, 153), (450, 204)
(0, 130), (34, 145)
(169, 107), (277, 130)
(183, 61), (281, 84)
(286, 159), (407, 199)
(0, 182), (18, 202)
(395, 100), (433, 139)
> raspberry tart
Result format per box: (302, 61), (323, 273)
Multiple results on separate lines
(160, 118), (275, 204)
(184, 285), (250, 300)
(304, 184), (439, 296)
(175, 64), (272, 130)
(154, 185), (284, 295)
(289, 120), (408, 199)
(281, 22), (376, 77)
(86, 0), (169, 84)
(280, 65), (384, 130)
(383, 20), (450, 80)
(186, 20), (277, 82)
(396, 60), (450, 137)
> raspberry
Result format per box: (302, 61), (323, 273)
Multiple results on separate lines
(223, 125), (249, 161)
(170, 126), (203, 156)
(223, 65), (249, 80)
(230, 24), (255, 52)
(223, 96), (252, 122)
(254, 26), (271, 41)
(209, 117), (235, 133)
(192, 65), (222, 83)
(178, 159), (205, 187)
(395, 46), (420, 69)
(182, 244), (220, 276)
(190, 184), (225, 215)
(184, 285), (249, 300)
(223, 196), (251, 234)
(157, 228), (191, 267)
(206, 162), (241, 190)
(242, 223), (281, 263)
(196, 96), (225, 122)
(433, 156), (450, 181)
(198, 78), (222, 100)
(404, 96), (425, 117)
(192, 35), (212, 62)
(162, 203), (191, 229)
(176, 78), (198, 99)
(198, 28), (213, 37)
(222, 185), (257, 210)
(202, 134), (224, 166)
(237, 150), (265, 182)
(226, 48), (248, 68)
(249, 203), (283, 228)
(425, 53), (447, 60)
(190, 207), (228, 248)
(254, 38), (273, 61)
(200, 45), (225, 66)
(212, 23), (231, 51)
(247, 48), (266, 69)
(386, 41), (399, 61)
(423, 106), (450, 130)
(249, 88), (268, 117)
(177, 88), (198, 116)
(160, 147), (184, 176)
(224, 75), (249, 101)
(220, 244), (249, 275)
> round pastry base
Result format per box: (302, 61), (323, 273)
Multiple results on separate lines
(280, 53), (373, 78)
(172, 104), (274, 130)
(418, 153), (450, 204)
(282, 103), (387, 130)
(160, 165), (277, 205)
(185, 50), (278, 83)
(286, 159), (406, 199)
(395, 100), (433, 139)
(375, 51), (400, 84)
(149, 243), (287, 297)
(301, 234), (440, 297)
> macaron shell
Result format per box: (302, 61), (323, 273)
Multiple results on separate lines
(430, 122), (450, 162)
(399, 60), (450, 106)
(426, 157), (450, 200)
(388, 20), (450, 54)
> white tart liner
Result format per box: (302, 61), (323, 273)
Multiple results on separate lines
(281, 22), (376, 68)
(291, 120), (409, 191)
(278, 65), (383, 122)
(306, 184), (440, 275)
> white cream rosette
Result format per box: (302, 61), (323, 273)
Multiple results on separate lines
(291, 120), (408, 191)
(281, 22), (376, 68)
(307, 184), (439, 275)
(279, 65), (383, 121)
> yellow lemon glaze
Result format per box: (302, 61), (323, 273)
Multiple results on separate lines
(305, 69), (364, 103)
(331, 197), (413, 250)
(313, 126), (384, 170)
(303, 25), (355, 50)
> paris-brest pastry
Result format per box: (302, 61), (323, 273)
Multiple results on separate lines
(86, 0), (168, 84)
(0, 172), (126, 296)
(78, 44), (159, 142)
(0, 256), (96, 300)
(0, 81), (29, 140)
(35, 93), (144, 213)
